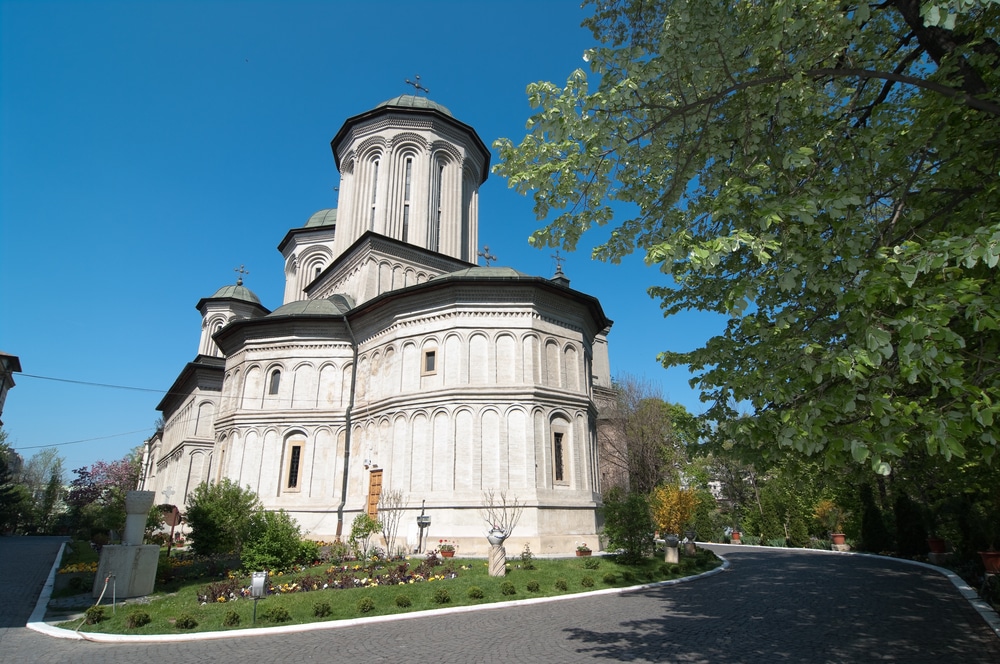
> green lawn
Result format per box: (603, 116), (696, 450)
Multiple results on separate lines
(58, 548), (721, 635)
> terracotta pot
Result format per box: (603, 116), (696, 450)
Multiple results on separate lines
(440, 550), (455, 558)
(980, 550), (1000, 574)
(731, 531), (741, 543)
(576, 549), (592, 556)
(927, 536), (946, 554)
(831, 533), (847, 546)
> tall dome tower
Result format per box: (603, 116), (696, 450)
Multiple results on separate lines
(329, 95), (490, 262)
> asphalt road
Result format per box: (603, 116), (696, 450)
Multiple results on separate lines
(3, 537), (999, 663)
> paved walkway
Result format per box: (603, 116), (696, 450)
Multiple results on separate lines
(2, 537), (999, 663)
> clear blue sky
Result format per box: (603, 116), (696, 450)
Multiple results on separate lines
(0, 0), (724, 474)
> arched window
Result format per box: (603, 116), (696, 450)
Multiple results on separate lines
(369, 158), (380, 229)
(402, 156), (412, 242)
(268, 369), (281, 395)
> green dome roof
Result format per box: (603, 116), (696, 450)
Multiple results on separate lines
(268, 294), (355, 317)
(208, 283), (262, 305)
(431, 266), (530, 280)
(305, 208), (337, 228)
(375, 94), (453, 117)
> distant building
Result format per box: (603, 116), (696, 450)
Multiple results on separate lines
(140, 95), (615, 555)
(0, 351), (22, 427)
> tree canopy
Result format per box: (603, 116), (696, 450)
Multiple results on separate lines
(495, 0), (1000, 472)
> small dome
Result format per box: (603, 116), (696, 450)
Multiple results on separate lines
(208, 283), (261, 305)
(431, 266), (530, 280)
(305, 208), (337, 228)
(375, 94), (453, 117)
(268, 294), (355, 317)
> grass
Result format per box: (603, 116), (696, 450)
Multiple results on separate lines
(57, 548), (721, 635)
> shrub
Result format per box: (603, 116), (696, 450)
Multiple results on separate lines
(433, 588), (451, 604)
(581, 576), (594, 587)
(174, 614), (198, 629)
(602, 572), (617, 584)
(859, 484), (892, 553)
(185, 479), (261, 556)
(621, 570), (636, 583)
(84, 606), (105, 625)
(520, 543), (536, 570)
(658, 563), (671, 576)
(241, 509), (304, 572)
(297, 539), (321, 565)
(526, 580), (540, 592)
(356, 597), (376, 614)
(895, 493), (927, 557)
(766, 538), (787, 547)
(313, 601), (332, 618)
(467, 586), (485, 599)
(260, 605), (291, 623)
(125, 610), (150, 629)
(582, 558), (601, 570)
(349, 513), (382, 560)
(601, 488), (654, 564)
(500, 581), (516, 596)
(395, 594), (412, 607)
(223, 610), (241, 627)
(554, 578), (568, 591)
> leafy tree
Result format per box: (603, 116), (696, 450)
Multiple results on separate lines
(65, 449), (141, 539)
(601, 487), (654, 563)
(18, 449), (65, 533)
(185, 479), (261, 556)
(649, 484), (700, 536)
(495, 0), (1000, 472)
(599, 374), (697, 494)
(0, 437), (29, 533)
(348, 513), (381, 560)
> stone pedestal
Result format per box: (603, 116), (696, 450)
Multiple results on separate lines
(93, 490), (159, 598)
(92, 545), (159, 598)
(684, 541), (697, 556)
(488, 545), (507, 577)
(664, 545), (679, 564)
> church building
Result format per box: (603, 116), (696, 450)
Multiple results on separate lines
(140, 94), (615, 555)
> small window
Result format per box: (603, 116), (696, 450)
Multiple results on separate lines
(268, 370), (281, 395)
(422, 349), (437, 375)
(553, 432), (565, 483)
(314, 265), (322, 279)
(286, 444), (302, 489)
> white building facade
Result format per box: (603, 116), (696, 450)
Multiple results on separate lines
(141, 95), (614, 555)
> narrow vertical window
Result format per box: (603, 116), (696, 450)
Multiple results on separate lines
(314, 265), (322, 279)
(287, 444), (302, 489)
(268, 370), (281, 395)
(429, 162), (443, 252)
(369, 159), (379, 229)
(402, 157), (412, 242)
(553, 432), (565, 483)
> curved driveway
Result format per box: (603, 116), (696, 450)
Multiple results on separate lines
(3, 537), (999, 663)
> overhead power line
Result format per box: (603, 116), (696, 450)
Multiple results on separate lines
(19, 373), (166, 394)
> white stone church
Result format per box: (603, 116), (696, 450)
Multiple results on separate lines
(140, 94), (615, 555)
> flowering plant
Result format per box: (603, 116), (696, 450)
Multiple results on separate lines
(438, 539), (457, 552)
(576, 542), (591, 552)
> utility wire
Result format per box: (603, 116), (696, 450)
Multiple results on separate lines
(15, 428), (155, 450)
(19, 373), (166, 394)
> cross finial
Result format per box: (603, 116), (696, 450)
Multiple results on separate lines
(234, 264), (250, 286)
(405, 75), (430, 95)
(552, 250), (565, 271)
(478, 245), (497, 267)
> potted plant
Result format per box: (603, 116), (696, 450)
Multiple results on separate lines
(730, 529), (742, 544)
(576, 542), (592, 556)
(814, 499), (847, 545)
(437, 539), (457, 558)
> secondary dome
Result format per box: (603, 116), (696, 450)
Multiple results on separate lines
(207, 283), (261, 305)
(375, 94), (453, 117)
(304, 208), (337, 228)
(267, 293), (355, 317)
